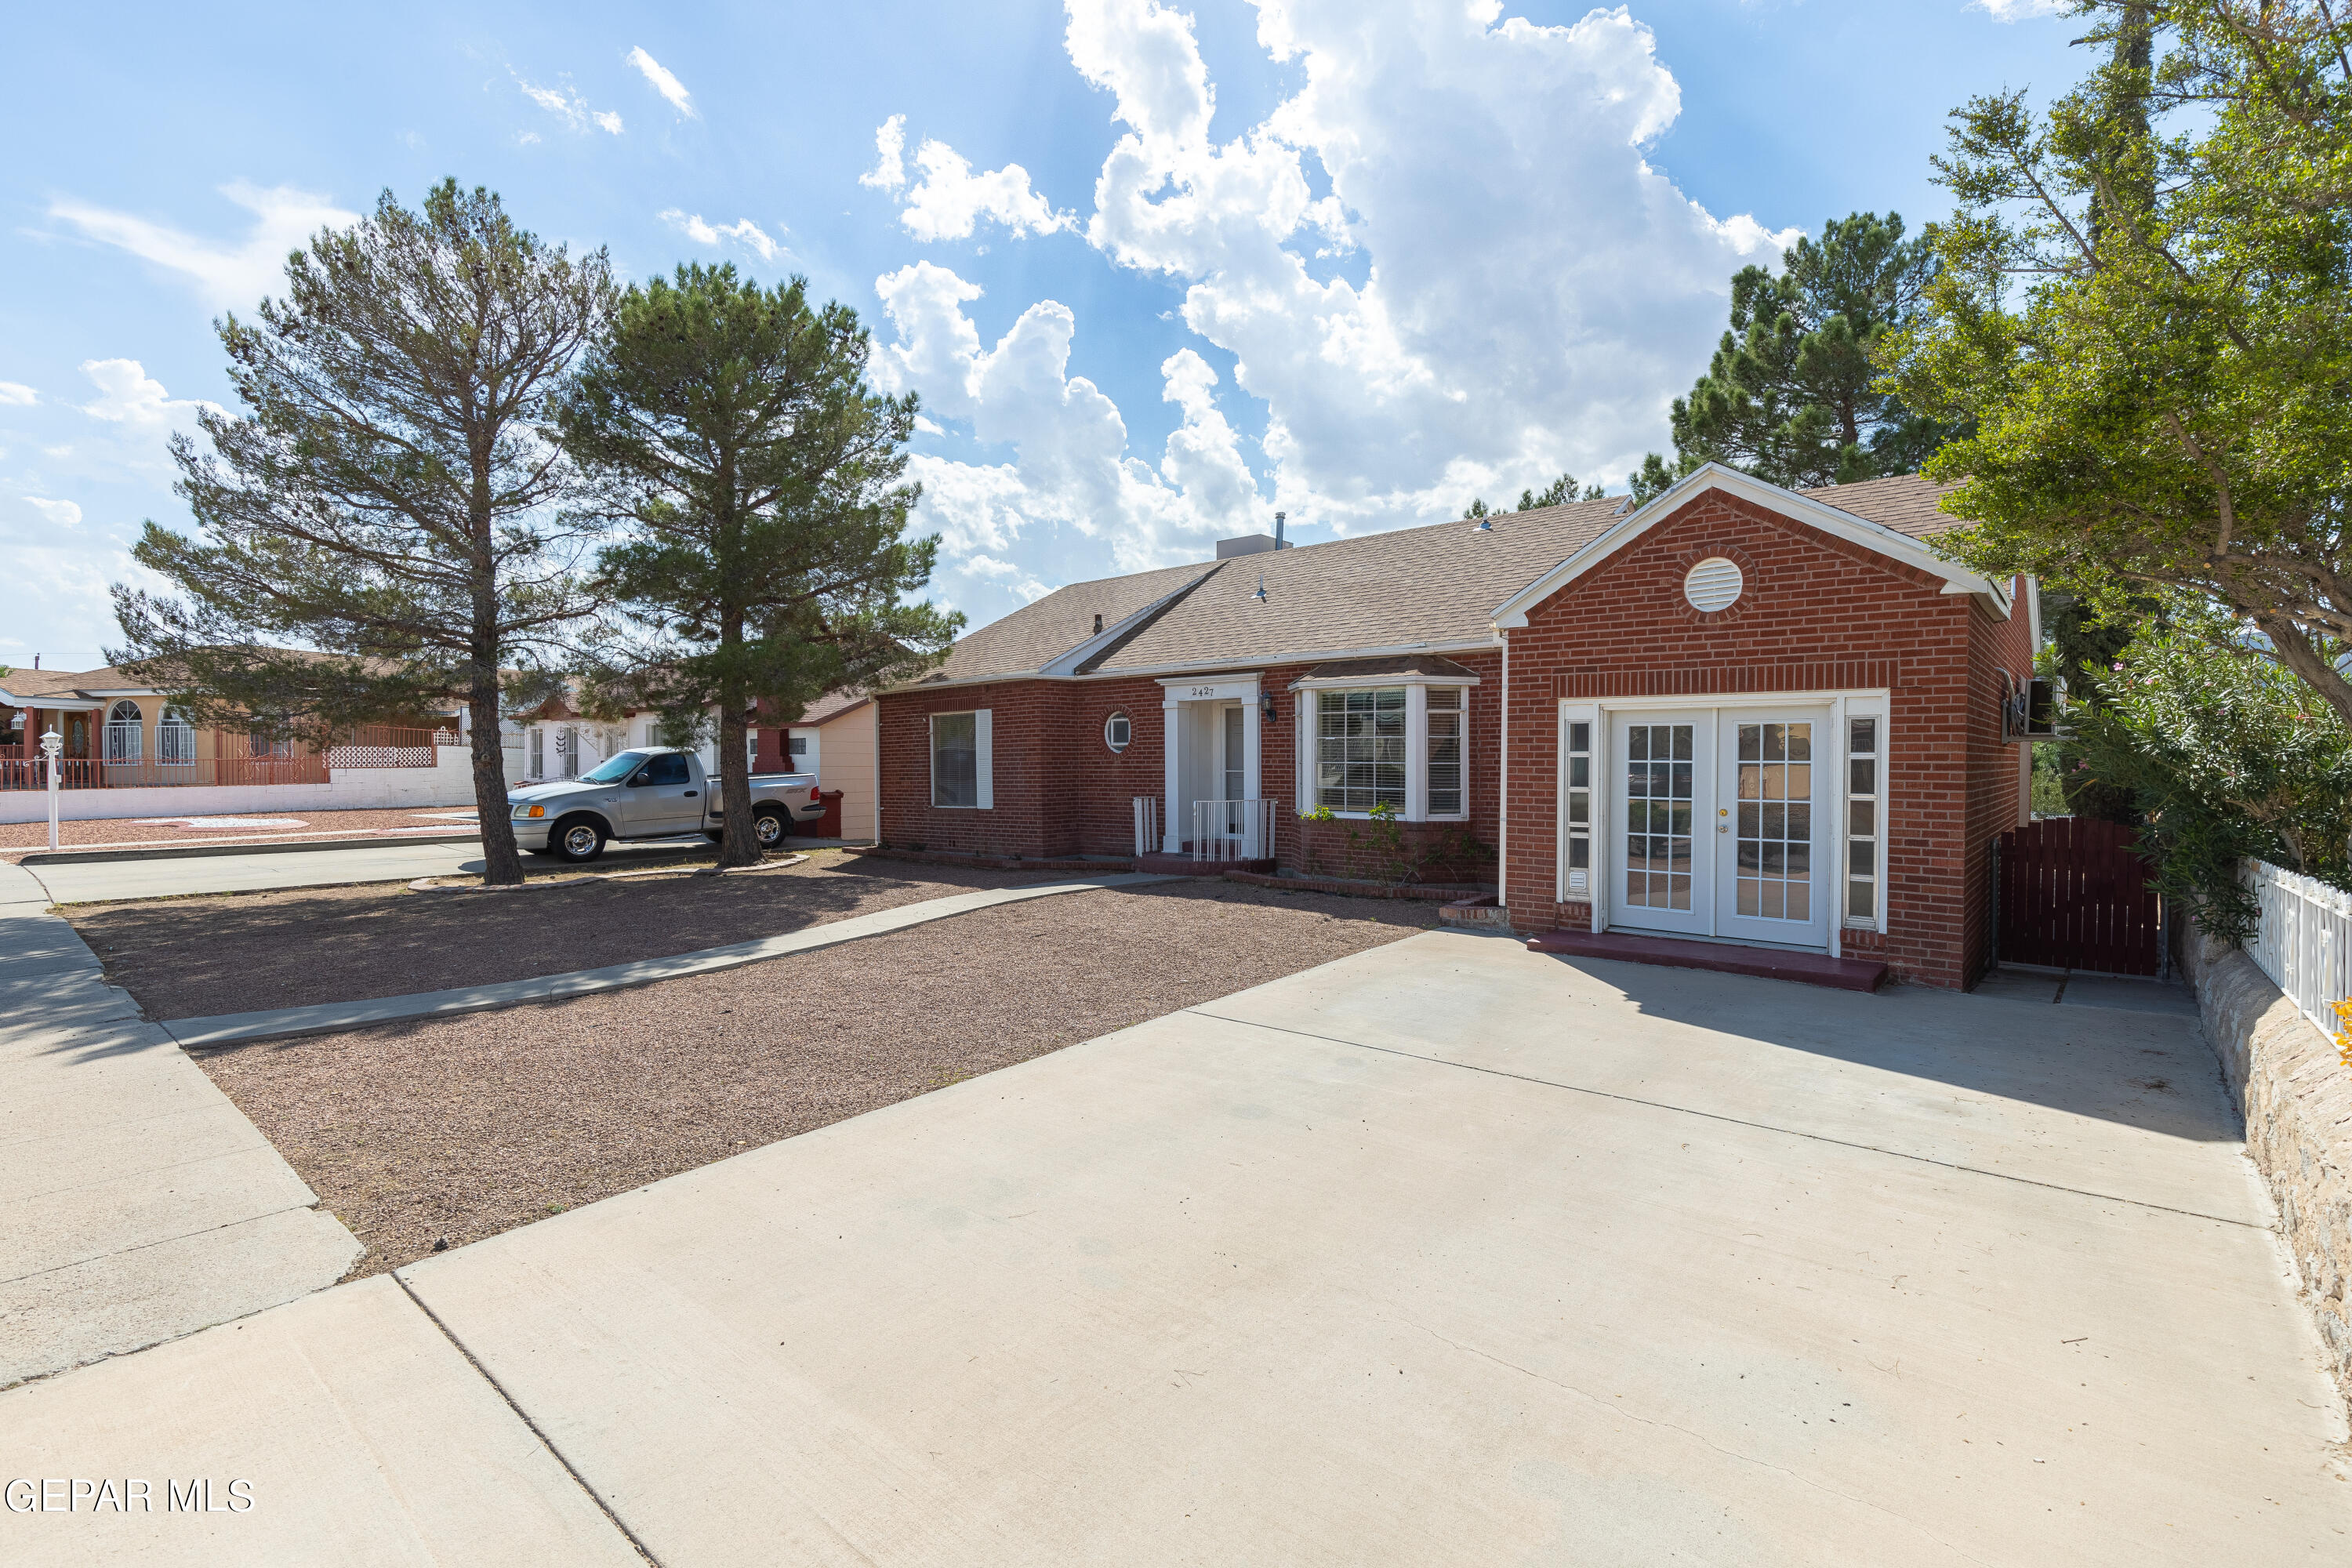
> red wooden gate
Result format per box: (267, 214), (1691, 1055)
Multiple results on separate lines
(1995, 817), (2161, 975)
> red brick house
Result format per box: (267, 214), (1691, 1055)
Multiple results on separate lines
(875, 466), (2037, 988)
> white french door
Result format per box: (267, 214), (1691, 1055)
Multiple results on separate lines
(1609, 706), (1831, 949)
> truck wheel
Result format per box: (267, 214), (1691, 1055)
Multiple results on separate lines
(551, 816), (607, 864)
(753, 807), (789, 849)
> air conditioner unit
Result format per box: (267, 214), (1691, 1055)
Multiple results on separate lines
(2002, 676), (2062, 741)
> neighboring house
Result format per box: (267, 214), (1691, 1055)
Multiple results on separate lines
(506, 688), (757, 787)
(754, 686), (880, 841)
(0, 662), (471, 824)
(874, 466), (2038, 989)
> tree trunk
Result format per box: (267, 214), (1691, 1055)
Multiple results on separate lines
(717, 696), (759, 868)
(469, 668), (524, 884)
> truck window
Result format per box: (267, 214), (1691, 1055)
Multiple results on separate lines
(644, 753), (691, 786)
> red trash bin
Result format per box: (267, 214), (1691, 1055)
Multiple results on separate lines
(815, 789), (844, 838)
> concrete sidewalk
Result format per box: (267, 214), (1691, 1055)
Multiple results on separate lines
(0, 863), (358, 1390)
(19, 834), (722, 904)
(162, 873), (1181, 1047)
(5, 931), (2345, 1563)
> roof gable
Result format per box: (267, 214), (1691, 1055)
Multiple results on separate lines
(1490, 466), (2003, 628)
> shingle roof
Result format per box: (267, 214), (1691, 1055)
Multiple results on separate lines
(1091, 495), (1628, 674)
(917, 560), (1219, 684)
(0, 666), (137, 702)
(796, 686), (872, 725)
(1802, 473), (1963, 539)
(902, 473), (1965, 687)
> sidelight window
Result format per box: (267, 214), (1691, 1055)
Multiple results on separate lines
(1846, 717), (1880, 924)
(1563, 720), (1592, 895)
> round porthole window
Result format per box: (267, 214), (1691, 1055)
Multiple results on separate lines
(1104, 710), (1132, 753)
(1683, 556), (1744, 613)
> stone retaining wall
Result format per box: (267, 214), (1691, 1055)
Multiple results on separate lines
(2179, 909), (2352, 1408)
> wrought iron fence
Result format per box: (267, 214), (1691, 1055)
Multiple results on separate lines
(1190, 798), (1277, 863)
(2243, 858), (2352, 1039)
(0, 724), (444, 789)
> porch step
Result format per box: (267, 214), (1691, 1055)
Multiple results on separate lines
(1526, 928), (1887, 993)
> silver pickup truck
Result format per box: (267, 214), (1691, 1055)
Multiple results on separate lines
(506, 746), (824, 862)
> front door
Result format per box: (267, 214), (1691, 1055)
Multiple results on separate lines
(1610, 706), (1829, 948)
(1216, 704), (1245, 837)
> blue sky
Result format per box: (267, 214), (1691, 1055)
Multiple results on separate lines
(2, 0), (2084, 670)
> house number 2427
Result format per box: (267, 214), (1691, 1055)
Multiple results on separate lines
(1187, 686), (1221, 698)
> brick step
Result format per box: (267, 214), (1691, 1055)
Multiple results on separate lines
(1526, 927), (1887, 992)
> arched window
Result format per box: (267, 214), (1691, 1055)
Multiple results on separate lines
(103, 701), (143, 764)
(158, 706), (197, 766)
(1104, 710), (1133, 753)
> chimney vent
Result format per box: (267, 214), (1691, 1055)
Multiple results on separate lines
(1274, 510), (1287, 549)
(1093, 613), (1103, 635)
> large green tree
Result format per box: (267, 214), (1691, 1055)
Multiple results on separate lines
(1632, 212), (1950, 496)
(557, 263), (960, 866)
(1880, 1), (2352, 727)
(111, 181), (613, 885)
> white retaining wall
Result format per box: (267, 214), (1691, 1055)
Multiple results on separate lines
(0, 750), (480, 824)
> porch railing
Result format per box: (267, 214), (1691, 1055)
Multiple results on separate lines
(1132, 795), (1159, 857)
(1191, 798), (1278, 864)
(2243, 858), (2352, 1038)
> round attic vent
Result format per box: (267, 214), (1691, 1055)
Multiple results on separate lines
(1683, 556), (1744, 614)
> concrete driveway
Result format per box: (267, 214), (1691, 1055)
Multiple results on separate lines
(4, 929), (2345, 1564)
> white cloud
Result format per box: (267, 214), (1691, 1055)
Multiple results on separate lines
(1973, 0), (2064, 18)
(49, 181), (359, 310)
(658, 209), (784, 263)
(873, 0), (1807, 602)
(861, 114), (909, 190)
(0, 383), (34, 406)
(23, 496), (83, 530)
(515, 74), (624, 135)
(964, 554), (1020, 577)
(78, 359), (218, 428)
(873, 261), (1261, 572)
(1069, 0), (1792, 539)
(626, 47), (696, 117)
(864, 118), (1075, 241)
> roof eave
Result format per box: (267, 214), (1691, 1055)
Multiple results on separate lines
(1490, 463), (2003, 627)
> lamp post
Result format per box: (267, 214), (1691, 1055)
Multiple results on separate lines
(40, 728), (63, 852)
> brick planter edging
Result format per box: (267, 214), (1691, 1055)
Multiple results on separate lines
(1218, 870), (1494, 902)
(852, 847), (1134, 873)
(2179, 906), (2352, 1415)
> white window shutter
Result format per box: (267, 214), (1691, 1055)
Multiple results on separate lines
(975, 710), (994, 810)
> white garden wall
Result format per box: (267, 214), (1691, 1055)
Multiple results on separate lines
(0, 749), (480, 824)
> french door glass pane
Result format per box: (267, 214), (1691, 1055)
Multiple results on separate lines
(1624, 723), (1693, 909)
(1734, 721), (1812, 921)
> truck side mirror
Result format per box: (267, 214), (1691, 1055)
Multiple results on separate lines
(630, 770), (651, 787)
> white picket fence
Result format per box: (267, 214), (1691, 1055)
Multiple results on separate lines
(2242, 858), (2352, 1038)
(1131, 796), (1160, 857)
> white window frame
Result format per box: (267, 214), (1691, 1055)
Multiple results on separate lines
(929, 709), (993, 810)
(1840, 696), (1889, 937)
(1291, 675), (1476, 822)
(1104, 710), (1132, 753)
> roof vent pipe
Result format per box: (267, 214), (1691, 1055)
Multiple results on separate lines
(1093, 613), (1103, 635)
(1273, 511), (1287, 549)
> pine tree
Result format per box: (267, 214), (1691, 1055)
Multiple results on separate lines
(557, 263), (961, 867)
(1632, 212), (1954, 494)
(110, 181), (614, 886)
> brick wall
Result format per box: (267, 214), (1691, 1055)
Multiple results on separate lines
(876, 649), (1504, 870)
(1501, 488), (2027, 989)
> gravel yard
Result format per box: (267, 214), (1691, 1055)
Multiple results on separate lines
(194, 880), (1437, 1279)
(69, 851), (1073, 1019)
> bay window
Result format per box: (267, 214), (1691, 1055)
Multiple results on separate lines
(1302, 680), (1472, 820)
